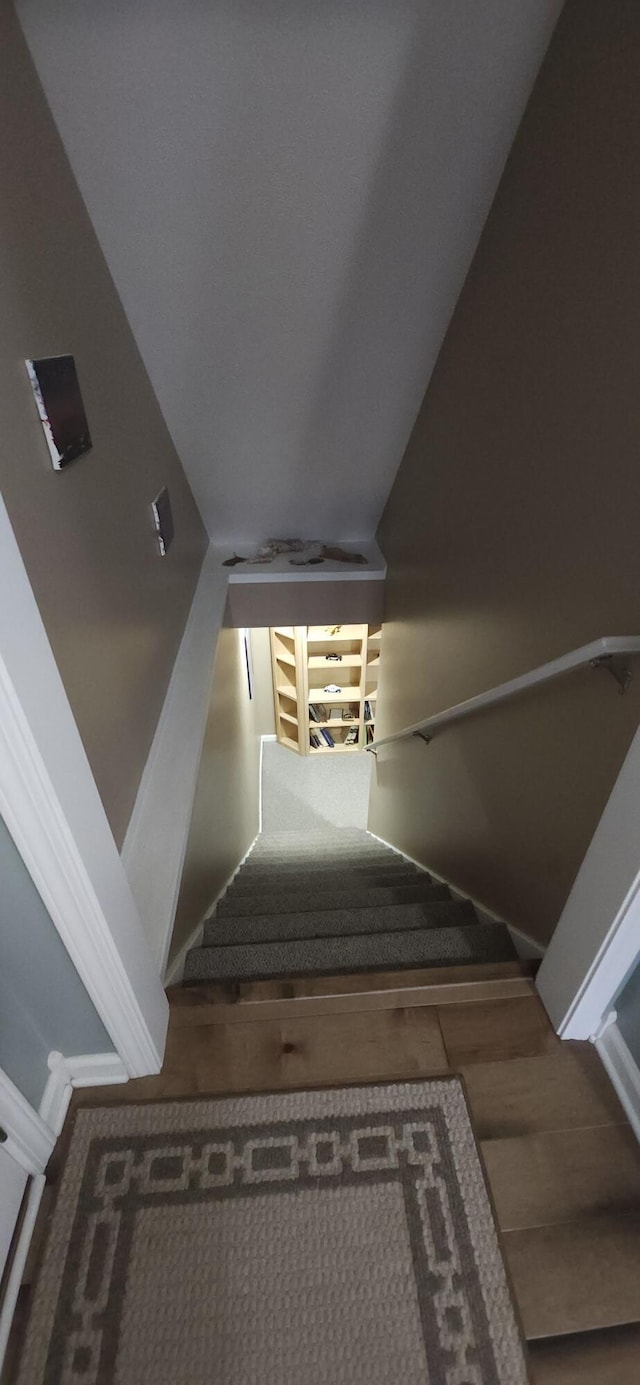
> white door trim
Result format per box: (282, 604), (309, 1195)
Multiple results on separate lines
(537, 724), (640, 1039)
(596, 1018), (640, 1145)
(0, 496), (168, 1077)
(0, 1067), (54, 1175)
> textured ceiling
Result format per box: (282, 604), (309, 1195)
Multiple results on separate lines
(17, 0), (563, 543)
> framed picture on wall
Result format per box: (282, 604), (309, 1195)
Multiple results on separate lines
(25, 354), (92, 470)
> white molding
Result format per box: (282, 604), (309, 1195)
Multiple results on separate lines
(225, 538), (386, 585)
(0, 497), (168, 1077)
(258, 733), (277, 837)
(596, 1021), (640, 1146)
(121, 546), (228, 975)
(0, 1068), (54, 1175)
(590, 1008), (618, 1044)
(0, 1173), (46, 1373)
(163, 920), (206, 988)
(366, 830), (545, 958)
(164, 834), (259, 985)
(537, 724), (640, 1039)
(39, 1050), (129, 1143)
(67, 1052), (129, 1088)
(38, 1054), (73, 1139)
(41, 1051), (129, 1139)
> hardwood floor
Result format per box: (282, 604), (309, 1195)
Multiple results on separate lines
(9, 975), (640, 1383)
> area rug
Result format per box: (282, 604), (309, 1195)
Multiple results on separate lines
(18, 1080), (529, 1385)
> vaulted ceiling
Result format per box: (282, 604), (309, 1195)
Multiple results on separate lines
(17, 0), (563, 543)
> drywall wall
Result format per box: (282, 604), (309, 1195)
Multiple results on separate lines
(0, 814), (111, 1110)
(261, 740), (372, 834)
(227, 579), (384, 629)
(169, 626), (261, 964)
(616, 964), (640, 1067)
(17, 0), (563, 542)
(249, 628), (276, 737)
(0, 5), (208, 847)
(369, 0), (640, 946)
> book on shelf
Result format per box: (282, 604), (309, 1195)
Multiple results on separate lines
(364, 700), (372, 722)
(309, 703), (328, 722)
(366, 723), (374, 744)
(341, 707), (355, 721)
(320, 728), (334, 747)
(309, 732), (322, 749)
(345, 726), (359, 746)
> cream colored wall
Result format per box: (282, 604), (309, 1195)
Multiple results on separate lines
(369, 0), (640, 946)
(250, 628), (276, 737)
(0, 5), (208, 847)
(227, 579), (384, 628)
(169, 626), (261, 963)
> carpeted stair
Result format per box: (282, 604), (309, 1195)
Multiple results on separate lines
(183, 829), (517, 984)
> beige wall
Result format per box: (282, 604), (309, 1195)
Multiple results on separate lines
(226, 578), (384, 629)
(370, 0), (640, 946)
(249, 628), (276, 737)
(0, 5), (208, 846)
(170, 626), (261, 964)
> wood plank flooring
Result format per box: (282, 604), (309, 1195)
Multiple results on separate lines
(10, 981), (640, 1384)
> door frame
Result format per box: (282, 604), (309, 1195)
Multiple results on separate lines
(536, 723), (640, 1039)
(0, 496), (168, 1077)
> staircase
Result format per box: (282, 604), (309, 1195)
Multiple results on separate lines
(183, 829), (517, 985)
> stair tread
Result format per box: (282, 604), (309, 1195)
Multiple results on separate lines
(503, 1211), (640, 1339)
(483, 1124), (640, 1232)
(217, 883), (446, 917)
(204, 898), (474, 947)
(183, 921), (517, 983)
(229, 867), (423, 893)
(242, 852), (403, 873)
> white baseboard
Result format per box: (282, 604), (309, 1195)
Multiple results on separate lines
(596, 1021), (640, 1146)
(40, 1050), (128, 1139)
(121, 546), (228, 976)
(366, 829), (545, 960)
(258, 733), (276, 835)
(163, 833), (259, 986)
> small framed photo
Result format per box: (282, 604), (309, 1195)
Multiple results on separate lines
(151, 486), (175, 556)
(25, 354), (92, 470)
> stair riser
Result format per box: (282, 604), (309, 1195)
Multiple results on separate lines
(204, 900), (475, 948)
(184, 922), (517, 984)
(229, 867), (422, 895)
(215, 884), (450, 920)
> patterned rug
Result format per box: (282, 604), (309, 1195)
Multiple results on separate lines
(18, 1080), (528, 1384)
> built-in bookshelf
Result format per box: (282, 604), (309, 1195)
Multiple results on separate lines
(269, 624), (381, 755)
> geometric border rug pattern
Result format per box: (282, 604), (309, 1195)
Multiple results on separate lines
(17, 1080), (529, 1385)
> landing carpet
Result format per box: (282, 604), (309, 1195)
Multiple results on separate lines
(18, 1080), (528, 1384)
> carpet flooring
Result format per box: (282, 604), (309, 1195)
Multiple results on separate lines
(185, 829), (517, 983)
(261, 739), (372, 832)
(17, 1079), (528, 1385)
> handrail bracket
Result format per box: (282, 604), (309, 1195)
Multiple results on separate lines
(413, 730), (432, 746)
(591, 654), (633, 695)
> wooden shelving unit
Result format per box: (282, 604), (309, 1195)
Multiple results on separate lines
(270, 624), (381, 755)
